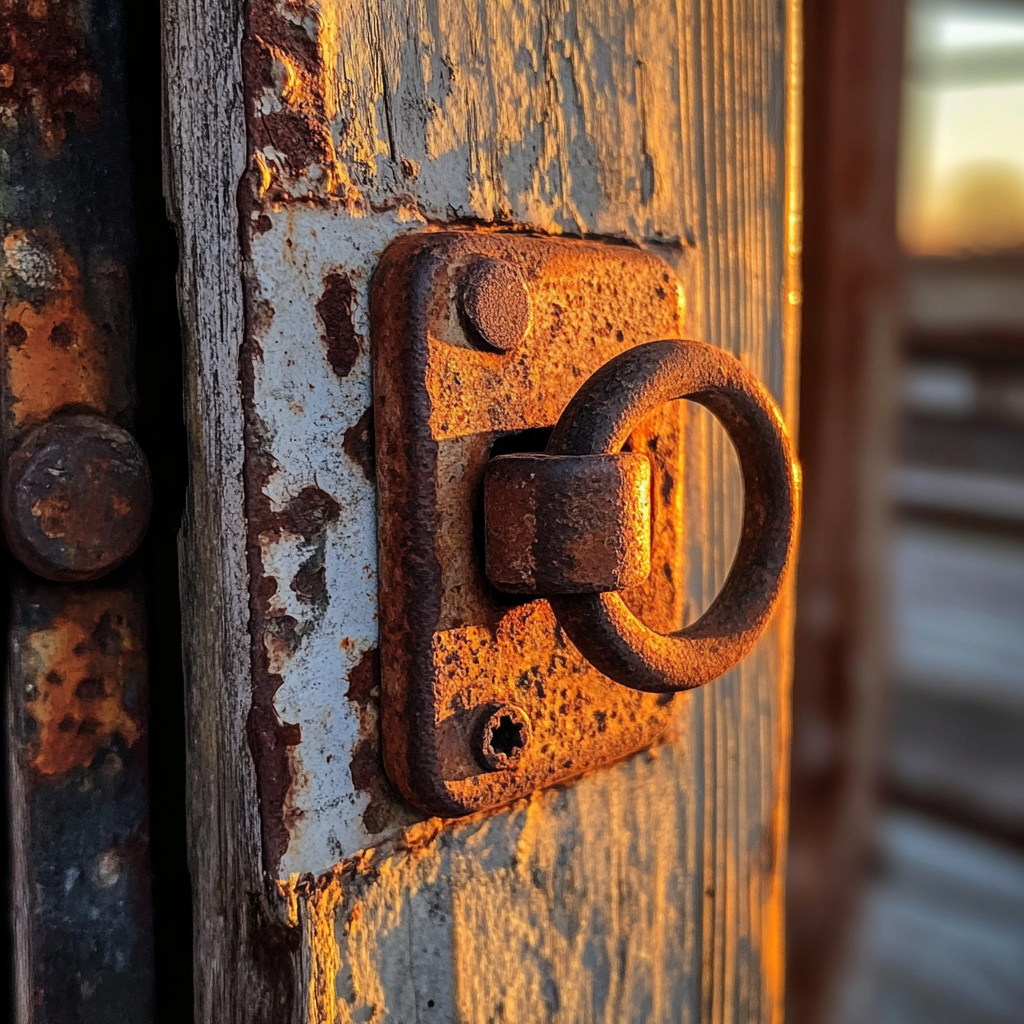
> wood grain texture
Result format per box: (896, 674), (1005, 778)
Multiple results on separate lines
(162, 0), (303, 1019)
(164, 0), (800, 1020)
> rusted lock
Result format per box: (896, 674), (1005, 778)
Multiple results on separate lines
(372, 232), (799, 817)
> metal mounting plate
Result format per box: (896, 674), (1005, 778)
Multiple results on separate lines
(372, 231), (687, 816)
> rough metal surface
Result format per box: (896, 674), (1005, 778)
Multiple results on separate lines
(1, 0), (155, 1019)
(6, 578), (153, 1022)
(546, 340), (801, 693)
(458, 256), (533, 353)
(372, 231), (687, 817)
(485, 452), (652, 594)
(3, 414), (152, 582)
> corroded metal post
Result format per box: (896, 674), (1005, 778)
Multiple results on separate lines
(1, 1), (155, 1020)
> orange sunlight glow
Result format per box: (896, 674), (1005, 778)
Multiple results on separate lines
(899, 0), (1024, 255)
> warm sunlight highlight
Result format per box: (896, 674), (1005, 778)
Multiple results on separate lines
(899, 0), (1024, 254)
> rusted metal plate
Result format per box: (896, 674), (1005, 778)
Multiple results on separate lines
(372, 231), (688, 816)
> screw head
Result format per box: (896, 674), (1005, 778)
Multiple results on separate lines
(2, 414), (152, 582)
(475, 704), (532, 772)
(458, 257), (532, 352)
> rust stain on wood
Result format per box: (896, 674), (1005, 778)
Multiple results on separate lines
(21, 591), (144, 779)
(237, 1), (398, 876)
(242, 0), (363, 203)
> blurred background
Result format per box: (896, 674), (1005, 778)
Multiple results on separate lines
(787, 2), (1024, 1023)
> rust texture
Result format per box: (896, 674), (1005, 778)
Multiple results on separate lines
(242, 463), (342, 873)
(0, 0), (102, 153)
(237, 2), (362, 876)
(315, 270), (361, 380)
(9, 578), (154, 1022)
(3, 413), (152, 581)
(1, 227), (130, 439)
(372, 231), (687, 817)
(344, 644), (406, 836)
(547, 340), (801, 693)
(342, 405), (375, 481)
(18, 587), (146, 780)
(484, 452), (652, 594)
(236, 0), (426, 881)
(241, 0), (361, 204)
(458, 256), (533, 353)
(1, 0), (155, 1017)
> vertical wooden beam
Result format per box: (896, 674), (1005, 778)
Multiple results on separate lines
(786, 1), (906, 1020)
(162, 0), (305, 1020)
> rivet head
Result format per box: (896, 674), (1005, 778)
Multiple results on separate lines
(458, 257), (532, 352)
(475, 704), (532, 772)
(2, 414), (152, 582)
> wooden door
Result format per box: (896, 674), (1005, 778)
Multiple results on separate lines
(162, 0), (801, 1020)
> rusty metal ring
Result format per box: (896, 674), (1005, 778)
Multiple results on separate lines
(547, 339), (800, 693)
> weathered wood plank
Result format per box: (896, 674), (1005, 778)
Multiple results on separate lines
(164, 0), (800, 1020)
(162, 0), (303, 1018)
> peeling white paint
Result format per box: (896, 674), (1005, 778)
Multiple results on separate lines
(249, 206), (428, 874)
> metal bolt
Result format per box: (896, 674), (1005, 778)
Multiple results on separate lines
(458, 257), (532, 352)
(2, 414), (152, 582)
(475, 704), (532, 771)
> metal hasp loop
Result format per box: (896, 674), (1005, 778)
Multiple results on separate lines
(490, 339), (801, 693)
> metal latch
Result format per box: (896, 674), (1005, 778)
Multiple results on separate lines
(372, 232), (799, 817)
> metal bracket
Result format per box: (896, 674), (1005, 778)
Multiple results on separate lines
(372, 231), (687, 817)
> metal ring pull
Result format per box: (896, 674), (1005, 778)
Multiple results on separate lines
(541, 339), (800, 693)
